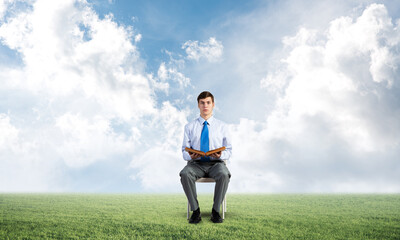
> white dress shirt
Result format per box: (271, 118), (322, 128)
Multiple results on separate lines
(182, 115), (232, 161)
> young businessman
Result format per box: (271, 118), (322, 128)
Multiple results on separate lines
(180, 91), (232, 224)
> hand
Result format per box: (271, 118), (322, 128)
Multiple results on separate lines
(189, 152), (201, 159)
(210, 151), (221, 159)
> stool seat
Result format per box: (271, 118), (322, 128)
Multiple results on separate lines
(196, 177), (217, 183)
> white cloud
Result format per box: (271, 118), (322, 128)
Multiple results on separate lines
(0, 0), (188, 191)
(157, 62), (190, 90)
(0, 0), (14, 19)
(129, 101), (189, 191)
(0, 0), (155, 119)
(0, 113), (18, 151)
(134, 33), (142, 42)
(150, 49), (192, 96)
(55, 113), (137, 168)
(228, 3), (400, 193)
(1, 0), (400, 193)
(0, 113), (61, 192)
(182, 37), (223, 62)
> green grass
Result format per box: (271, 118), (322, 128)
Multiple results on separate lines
(1, 194), (399, 239)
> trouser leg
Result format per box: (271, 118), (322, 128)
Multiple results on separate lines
(180, 162), (206, 211)
(208, 162), (231, 212)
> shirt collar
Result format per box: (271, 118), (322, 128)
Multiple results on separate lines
(198, 115), (214, 125)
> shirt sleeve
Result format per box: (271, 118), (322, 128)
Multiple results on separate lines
(220, 123), (232, 160)
(182, 124), (192, 161)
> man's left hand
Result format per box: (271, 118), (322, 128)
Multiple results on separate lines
(210, 151), (221, 159)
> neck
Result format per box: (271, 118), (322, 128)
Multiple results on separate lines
(201, 113), (212, 120)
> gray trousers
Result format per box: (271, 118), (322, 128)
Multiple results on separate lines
(180, 161), (231, 213)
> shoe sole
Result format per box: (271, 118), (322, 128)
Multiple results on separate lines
(211, 219), (223, 223)
(189, 217), (202, 224)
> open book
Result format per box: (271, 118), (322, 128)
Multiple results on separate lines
(185, 146), (226, 156)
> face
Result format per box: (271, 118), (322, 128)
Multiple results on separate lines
(198, 97), (214, 117)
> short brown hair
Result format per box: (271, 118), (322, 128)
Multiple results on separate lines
(197, 91), (214, 103)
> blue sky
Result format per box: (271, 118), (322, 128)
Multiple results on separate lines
(1, 0), (400, 193)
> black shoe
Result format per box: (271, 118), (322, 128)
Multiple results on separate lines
(211, 208), (223, 223)
(189, 208), (201, 224)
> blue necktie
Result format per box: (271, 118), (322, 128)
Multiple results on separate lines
(200, 120), (210, 161)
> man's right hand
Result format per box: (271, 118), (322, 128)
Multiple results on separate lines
(189, 152), (201, 159)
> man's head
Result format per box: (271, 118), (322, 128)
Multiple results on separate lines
(197, 91), (215, 119)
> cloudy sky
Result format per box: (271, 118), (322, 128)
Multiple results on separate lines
(1, 0), (400, 193)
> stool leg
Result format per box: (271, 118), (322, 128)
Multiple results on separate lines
(222, 196), (225, 219)
(187, 201), (190, 220)
(225, 194), (227, 212)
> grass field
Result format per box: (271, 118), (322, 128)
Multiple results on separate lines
(1, 194), (399, 239)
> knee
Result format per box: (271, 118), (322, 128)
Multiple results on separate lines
(180, 168), (193, 180)
(216, 171), (230, 182)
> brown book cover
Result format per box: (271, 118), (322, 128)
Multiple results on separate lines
(185, 146), (226, 156)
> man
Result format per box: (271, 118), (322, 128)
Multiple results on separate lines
(180, 91), (232, 224)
